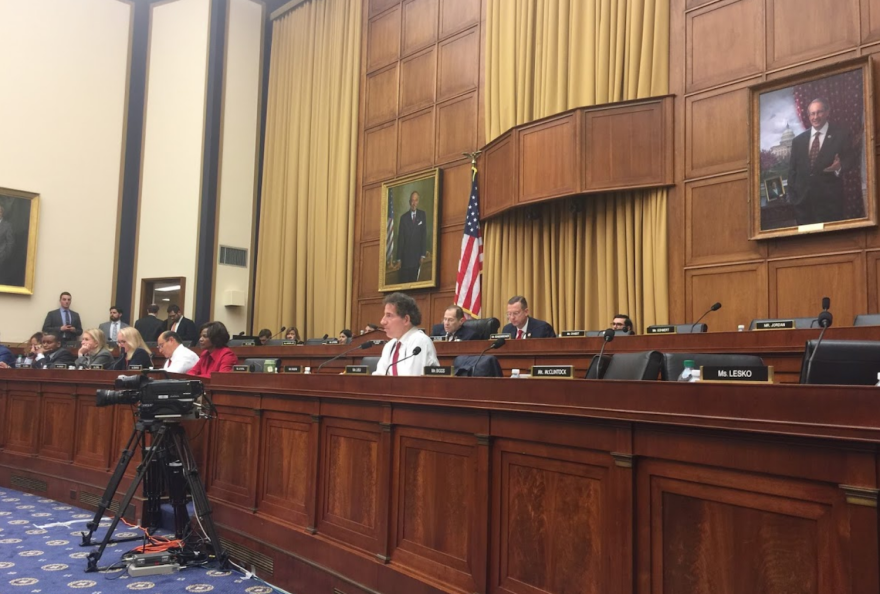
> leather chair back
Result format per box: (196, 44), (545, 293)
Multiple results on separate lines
(853, 314), (880, 327)
(462, 317), (501, 340)
(453, 354), (503, 377)
(587, 351), (662, 380)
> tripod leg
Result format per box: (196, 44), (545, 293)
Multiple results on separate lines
(81, 423), (143, 546)
(86, 424), (169, 572)
(170, 426), (228, 569)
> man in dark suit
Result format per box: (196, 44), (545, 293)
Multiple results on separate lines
(42, 291), (83, 344)
(99, 305), (129, 342)
(787, 98), (856, 226)
(395, 191), (427, 283)
(165, 304), (198, 344)
(431, 305), (479, 341)
(135, 304), (165, 342)
(32, 331), (76, 369)
(502, 295), (556, 339)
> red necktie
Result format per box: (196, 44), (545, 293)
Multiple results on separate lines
(809, 132), (821, 167)
(390, 342), (401, 375)
(516, 329), (523, 340)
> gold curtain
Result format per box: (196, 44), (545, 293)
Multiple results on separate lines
(484, 0), (669, 332)
(253, 0), (361, 337)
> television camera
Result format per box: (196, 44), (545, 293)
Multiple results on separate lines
(96, 373), (204, 420)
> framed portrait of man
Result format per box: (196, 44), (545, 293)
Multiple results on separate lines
(379, 169), (440, 292)
(0, 187), (39, 295)
(750, 58), (875, 239)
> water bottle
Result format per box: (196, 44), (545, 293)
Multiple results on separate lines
(15, 354), (23, 368)
(678, 360), (695, 382)
(876, 372), (880, 387)
(510, 368), (520, 378)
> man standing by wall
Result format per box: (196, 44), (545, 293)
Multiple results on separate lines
(42, 291), (82, 344)
(99, 306), (129, 342)
(395, 191), (427, 283)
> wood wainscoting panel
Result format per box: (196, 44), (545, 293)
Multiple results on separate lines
(686, 174), (767, 266)
(685, 83), (754, 179)
(358, 242), (381, 298)
(113, 405), (140, 478)
(769, 252), (867, 321)
(864, 0), (880, 45)
(437, 27), (479, 103)
(364, 63), (399, 130)
(685, 262), (769, 332)
(370, 0), (400, 19)
(402, 0), (438, 57)
(360, 185), (383, 242)
(519, 114), (579, 203)
(367, 5), (401, 74)
(429, 290), (456, 324)
(357, 298), (387, 331)
(73, 399), (116, 469)
(767, 0), (859, 70)
(208, 409), (259, 508)
(0, 389), (5, 449)
(257, 412), (314, 528)
(867, 249), (880, 313)
(399, 47), (436, 116)
(363, 121), (398, 185)
(317, 420), (383, 553)
(436, 92), (477, 166)
(390, 429), (486, 593)
(492, 439), (622, 594)
(38, 393), (75, 462)
(439, 159), (472, 227)
(398, 107), (435, 174)
(4, 391), (40, 455)
(687, 0), (764, 93)
(438, 225), (464, 290)
(584, 101), (670, 190)
(439, 0), (479, 39)
(482, 132), (515, 218)
(767, 228), (866, 259)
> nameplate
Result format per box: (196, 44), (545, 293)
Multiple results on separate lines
(344, 365), (369, 375)
(431, 335), (447, 342)
(530, 365), (574, 378)
(425, 365), (453, 376)
(701, 365), (772, 383)
(129, 365), (144, 370)
(327, 338), (339, 344)
(89, 364), (104, 370)
(232, 365), (250, 373)
(647, 325), (676, 334)
(753, 319), (794, 330)
(281, 341), (299, 346)
(490, 333), (511, 340)
(239, 341), (256, 346)
(284, 365), (303, 373)
(53, 363), (69, 369)
(20, 363), (31, 369)
(561, 330), (586, 338)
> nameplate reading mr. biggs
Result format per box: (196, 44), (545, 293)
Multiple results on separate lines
(425, 366), (453, 376)
(284, 365), (303, 373)
(530, 365), (574, 378)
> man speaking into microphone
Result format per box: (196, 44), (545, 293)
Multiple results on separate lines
(373, 292), (439, 376)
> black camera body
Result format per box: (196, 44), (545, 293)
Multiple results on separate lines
(96, 374), (203, 420)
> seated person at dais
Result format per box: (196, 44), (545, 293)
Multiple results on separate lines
(372, 292), (439, 376)
(284, 327), (301, 343)
(111, 327), (153, 370)
(75, 328), (114, 369)
(32, 331), (76, 369)
(23, 332), (42, 366)
(502, 296), (556, 339)
(338, 329), (352, 345)
(258, 328), (273, 345)
(158, 331), (200, 374)
(432, 305), (479, 341)
(361, 323), (380, 335)
(611, 313), (635, 335)
(188, 321), (238, 378)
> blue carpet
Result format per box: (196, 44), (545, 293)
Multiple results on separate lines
(0, 488), (281, 593)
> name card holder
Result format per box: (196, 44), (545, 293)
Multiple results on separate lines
(129, 365), (144, 371)
(530, 365), (574, 378)
(431, 336), (447, 342)
(701, 365), (773, 383)
(561, 330), (586, 338)
(239, 341), (256, 347)
(284, 365), (303, 373)
(344, 365), (369, 375)
(232, 365), (250, 373)
(89, 364), (104, 370)
(647, 325), (677, 334)
(752, 320), (795, 330)
(425, 366), (453, 376)
(53, 363), (69, 369)
(281, 341), (299, 346)
(490, 333), (512, 340)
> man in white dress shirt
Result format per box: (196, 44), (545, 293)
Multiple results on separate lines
(372, 292), (439, 376)
(158, 330), (200, 374)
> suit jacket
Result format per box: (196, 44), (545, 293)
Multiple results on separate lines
(0, 218), (14, 264)
(112, 347), (153, 370)
(787, 123), (855, 222)
(134, 315), (165, 342)
(75, 349), (114, 369)
(502, 316), (556, 339)
(99, 321), (129, 341)
(166, 317), (198, 344)
(0, 345), (14, 367)
(33, 347), (76, 369)
(43, 309), (83, 342)
(397, 209), (427, 269)
(430, 323), (479, 341)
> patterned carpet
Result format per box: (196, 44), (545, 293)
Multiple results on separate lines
(0, 488), (281, 593)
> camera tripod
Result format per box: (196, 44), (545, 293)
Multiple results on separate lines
(80, 417), (227, 572)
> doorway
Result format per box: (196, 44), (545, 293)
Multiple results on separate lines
(139, 277), (187, 324)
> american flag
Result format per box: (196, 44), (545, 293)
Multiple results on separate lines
(386, 188), (394, 265)
(455, 165), (483, 317)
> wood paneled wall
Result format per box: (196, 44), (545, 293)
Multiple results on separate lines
(353, 0), (484, 330)
(669, 0), (880, 331)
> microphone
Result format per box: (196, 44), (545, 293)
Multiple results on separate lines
(804, 297), (833, 383)
(271, 326), (287, 339)
(690, 302), (721, 332)
(385, 345), (423, 375)
(317, 340), (381, 372)
(322, 334), (329, 341)
(470, 337), (506, 377)
(592, 328), (615, 379)
(238, 331), (245, 336)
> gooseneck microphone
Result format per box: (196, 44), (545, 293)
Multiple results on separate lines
(592, 328), (615, 379)
(317, 339), (382, 372)
(385, 345), (422, 375)
(472, 337), (506, 377)
(271, 326), (287, 339)
(805, 297), (833, 383)
(690, 302), (721, 332)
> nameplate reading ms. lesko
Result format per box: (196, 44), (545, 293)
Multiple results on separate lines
(561, 330), (586, 337)
(701, 366), (773, 383)
(530, 365), (574, 378)
(753, 320), (795, 330)
(425, 366), (453, 376)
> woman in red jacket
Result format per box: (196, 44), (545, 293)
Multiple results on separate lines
(187, 321), (238, 377)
